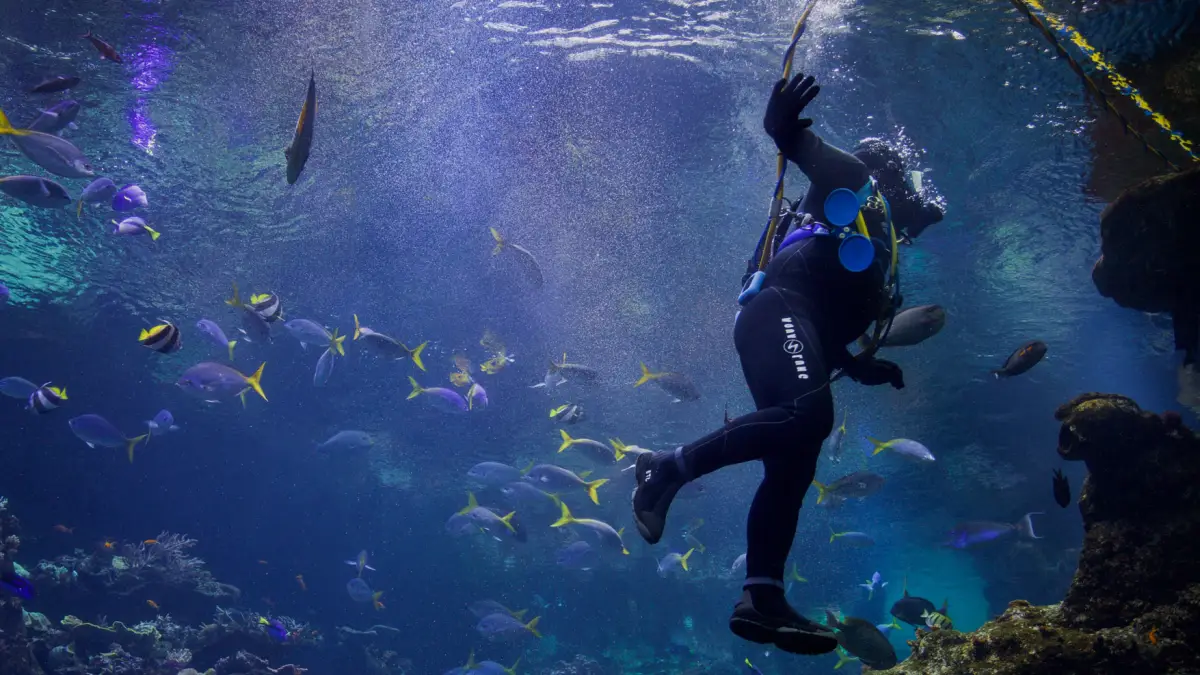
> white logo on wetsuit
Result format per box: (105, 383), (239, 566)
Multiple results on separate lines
(780, 317), (809, 380)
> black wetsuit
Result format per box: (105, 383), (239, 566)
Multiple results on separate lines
(687, 128), (889, 583)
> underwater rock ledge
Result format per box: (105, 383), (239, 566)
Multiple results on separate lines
(877, 393), (1200, 674)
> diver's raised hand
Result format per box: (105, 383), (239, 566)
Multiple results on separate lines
(763, 73), (820, 154)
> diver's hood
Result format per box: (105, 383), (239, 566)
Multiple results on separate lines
(853, 137), (943, 238)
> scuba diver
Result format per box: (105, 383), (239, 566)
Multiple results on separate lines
(631, 73), (944, 655)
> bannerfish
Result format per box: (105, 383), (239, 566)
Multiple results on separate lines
(634, 362), (700, 402)
(285, 70), (315, 184)
(27, 383), (67, 414)
(138, 322), (181, 353)
(249, 292), (282, 322)
(0, 175), (71, 208)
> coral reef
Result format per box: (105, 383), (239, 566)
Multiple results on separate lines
(32, 533), (240, 624)
(0, 497), (42, 675)
(878, 394), (1200, 674)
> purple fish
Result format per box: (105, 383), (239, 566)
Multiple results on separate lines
(0, 377), (37, 399)
(196, 319), (237, 360)
(945, 513), (1042, 549)
(314, 348), (335, 387)
(475, 612), (541, 642)
(0, 282), (8, 305)
(111, 217), (160, 240)
(467, 382), (488, 410)
(29, 100), (81, 135)
(0, 570), (34, 600)
(176, 361), (267, 403)
(111, 184), (147, 211)
(557, 540), (598, 569)
(407, 377), (468, 413)
(68, 414), (148, 462)
(145, 409), (179, 436)
(77, 177), (117, 216)
(0, 176), (71, 208)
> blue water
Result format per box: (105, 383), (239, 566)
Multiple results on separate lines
(0, 0), (1195, 673)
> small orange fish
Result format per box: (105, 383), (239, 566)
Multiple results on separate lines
(102, 540), (116, 551)
(53, 525), (74, 534)
(1149, 627), (1159, 645)
(372, 590), (385, 611)
(147, 600), (160, 610)
(143, 539), (158, 545)
(295, 574), (307, 591)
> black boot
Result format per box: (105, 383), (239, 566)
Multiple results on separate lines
(631, 450), (686, 544)
(729, 587), (839, 655)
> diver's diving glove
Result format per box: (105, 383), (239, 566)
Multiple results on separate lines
(763, 73), (820, 157)
(845, 357), (905, 390)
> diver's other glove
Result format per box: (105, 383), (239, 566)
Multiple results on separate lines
(845, 357), (905, 389)
(763, 74), (820, 158)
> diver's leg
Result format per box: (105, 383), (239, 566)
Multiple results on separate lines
(730, 443), (836, 654)
(631, 288), (834, 543)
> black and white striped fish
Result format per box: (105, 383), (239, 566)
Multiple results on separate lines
(250, 292), (283, 322)
(27, 383), (67, 414)
(139, 322), (182, 353)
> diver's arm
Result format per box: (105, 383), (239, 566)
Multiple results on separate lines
(832, 343), (905, 389)
(782, 127), (871, 196)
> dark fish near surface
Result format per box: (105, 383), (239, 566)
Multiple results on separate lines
(993, 340), (1047, 378)
(82, 31), (122, 62)
(891, 585), (942, 627)
(29, 100), (81, 135)
(0, 175), (71, 208)
(31, 76), (80, 93)
(945, 512), (1042, 548)
(139, 322), (181, 353)
(879, 304), (946, 347)
(285, 70), (316, 184)
(634, 362), (700, 402)
(811, 471), (885, 504)
(489, 227), (545, 288)
(1052, 469), (1071, 508)
(825, 611), (897, 669)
